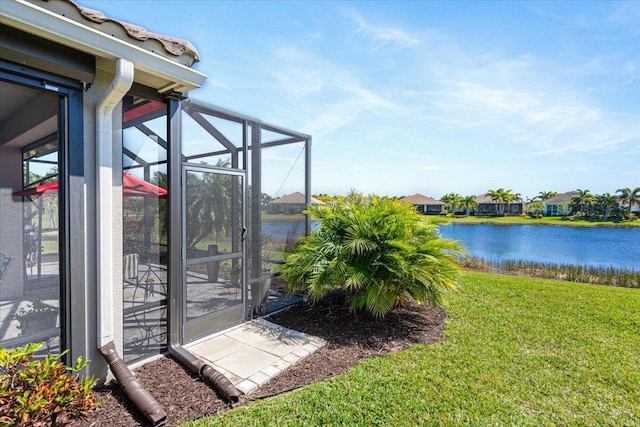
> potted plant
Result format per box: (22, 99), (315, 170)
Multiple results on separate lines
(14, 299), (58, 336)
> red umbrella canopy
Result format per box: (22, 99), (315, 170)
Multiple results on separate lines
(12, 181), (58, 197)
(13, 173), (167, 198)
(122, 173), (167, 198)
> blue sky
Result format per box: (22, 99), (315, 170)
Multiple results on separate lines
(83, 0), (639, 200)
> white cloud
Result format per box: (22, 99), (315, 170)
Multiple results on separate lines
(272, 67), (323, 97)
(264, 46), (398, 135)
(424, 75), (637, 156)
(345, 10), (419, 49)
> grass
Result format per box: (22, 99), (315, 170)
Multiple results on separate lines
(40, 230), (59, 255)
(446, 215), (640, 228)
(184, 272), (640, 426)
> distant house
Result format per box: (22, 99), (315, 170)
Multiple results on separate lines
(400, 194), (444, 215)
(475, 193), (523, 215)
(268, 192), (325, 214)
(542, 191), (579, 216)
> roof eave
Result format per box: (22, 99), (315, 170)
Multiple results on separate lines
(1, 0), (207, 93)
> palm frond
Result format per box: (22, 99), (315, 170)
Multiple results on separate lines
(280, 192), (467, 317)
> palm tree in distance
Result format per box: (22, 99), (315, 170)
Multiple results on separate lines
(535, 191), (559, 202)
(486, 188), (502, 215)
(571, 189), (592, 214)
(595, 193), (619, 220)
(440, 193), (462, 216)
(616, 187), (640, 215)
(487, 188), (516, 215)
(461, 196), (478, 217)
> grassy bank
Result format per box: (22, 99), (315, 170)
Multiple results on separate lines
(463, 257), (639, 288)
(445, 215), (640, 228)
(184, 272), (640, 426)
(261, 213), (308, 222)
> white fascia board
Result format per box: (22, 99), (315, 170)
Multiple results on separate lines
(1, 0), (207, 92)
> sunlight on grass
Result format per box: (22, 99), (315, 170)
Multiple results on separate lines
(183, 272), (640, 426)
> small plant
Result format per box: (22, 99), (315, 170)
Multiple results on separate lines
(0, 342), (99, 427)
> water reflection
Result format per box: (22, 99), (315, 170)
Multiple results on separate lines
(439, 223), (640, 271)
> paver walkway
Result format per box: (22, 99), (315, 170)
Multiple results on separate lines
(186, 318), (326, 394)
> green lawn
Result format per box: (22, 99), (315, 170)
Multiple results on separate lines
(445, 215), (640, 228)
(184, 272), (640, 426)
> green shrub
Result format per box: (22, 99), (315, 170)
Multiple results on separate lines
(0, 342), (99, 426)
(282, 192), (465, 317)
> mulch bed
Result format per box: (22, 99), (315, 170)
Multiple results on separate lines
(81, 292), (446, 426)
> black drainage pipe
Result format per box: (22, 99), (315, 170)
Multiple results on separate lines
(100, 341), (167, 426)
(170, 345), (241, 403)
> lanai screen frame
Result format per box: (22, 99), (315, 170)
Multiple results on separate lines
(165, 97), (312, 346)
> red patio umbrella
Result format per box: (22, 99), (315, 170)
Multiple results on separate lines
(122, 173), (167, 198)
(12, 181), (58, 197)
(13, 173), (167, 198)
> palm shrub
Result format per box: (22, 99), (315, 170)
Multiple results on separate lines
(281, 192), (465, 317)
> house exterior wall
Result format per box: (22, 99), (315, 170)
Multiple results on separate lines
(3, 0), (196, 382)
(3, 0), (311, 383)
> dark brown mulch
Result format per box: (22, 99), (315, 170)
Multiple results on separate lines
(81, 292), (446, 426)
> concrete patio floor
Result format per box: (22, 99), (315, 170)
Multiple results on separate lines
(186, 318), (326, 395)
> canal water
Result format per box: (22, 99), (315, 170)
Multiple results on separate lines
(438, 223), (640, 271)
(264, 220), (640, 271)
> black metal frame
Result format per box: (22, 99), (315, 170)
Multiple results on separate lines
(0, 61), (84, 359)
(173, 98), (311, 345)
(121, 93), (312, 352)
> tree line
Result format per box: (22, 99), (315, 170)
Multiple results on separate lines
(313, 187), (639, 221)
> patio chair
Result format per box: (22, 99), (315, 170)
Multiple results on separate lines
(0, 252), (14, 284)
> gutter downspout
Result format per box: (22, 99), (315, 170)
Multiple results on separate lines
(169, 345), (241, 404)
(95, 58), (166, 426)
